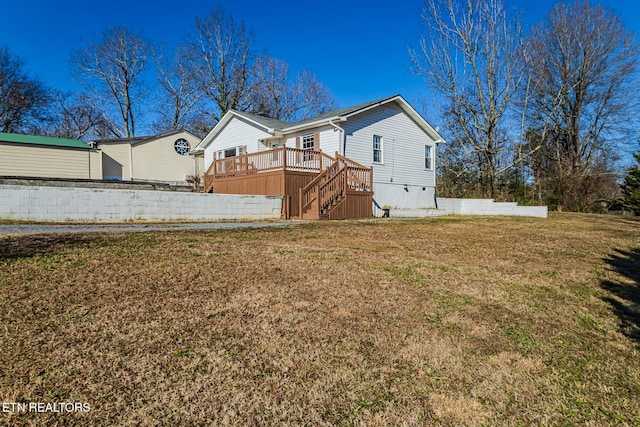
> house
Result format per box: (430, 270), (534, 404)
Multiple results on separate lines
(0, 132), (102, 180)
(194, 95), (444, 219)
(93, 130), (203, 184)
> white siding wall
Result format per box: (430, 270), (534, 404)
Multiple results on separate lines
(282, 125), (341, 156)
(204, 117), (273, 168)
(342, 103), (436, 187)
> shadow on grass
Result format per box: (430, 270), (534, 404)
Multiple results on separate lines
(601, 248), (640, 344)
(0, 234), (97, 260)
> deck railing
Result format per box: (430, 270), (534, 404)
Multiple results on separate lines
(204, 146), (373, 219)
(299, 152), (373, 219)
(206, 147), (335, 179)
(337, 154), (373, 192)
(300, 157), (343, 215)
(318, 167), (346, 213)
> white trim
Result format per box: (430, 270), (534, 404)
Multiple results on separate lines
(424, 145), (433, 170)
(373, 135), (383, 164)
(195, 96), (446, 153)
(195, 110), (277, 152)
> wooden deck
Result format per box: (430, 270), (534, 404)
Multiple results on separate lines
(204, 147), (373, 220)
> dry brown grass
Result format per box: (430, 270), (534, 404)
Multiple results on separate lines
(1, 213), (639, 426)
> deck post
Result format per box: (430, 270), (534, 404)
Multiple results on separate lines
(344, 166), (348, 193)
(282, 146), (287, 169)
(213, 152), (217, 178)
(319, 150), (322, 171)
(369, 169), (373, 190)
(298, 186), (303, 220)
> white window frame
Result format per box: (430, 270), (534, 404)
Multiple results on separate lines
(373, 135), (383, 164)
(302, 134), (315, 161)
(425, 145), (433, 170)
(302, 134), (315, 151)
(220, 146), (244, 159)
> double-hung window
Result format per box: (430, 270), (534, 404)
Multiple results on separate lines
(425, 145), (433, 170)
(373, 135), (383, 163)
(302, 134), (315, 161)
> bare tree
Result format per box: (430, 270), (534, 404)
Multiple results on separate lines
(524, 1), (639, 211)
(186, 6), (253, 123)
(153, 44), (204, 133)
(0, 46), (51, 133)
(410, 0), (525, 198)
(38, 92), (108, 140)
(71, 27), (150, 138)
(246, 55), (337, 121)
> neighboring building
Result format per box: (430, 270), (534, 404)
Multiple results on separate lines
(195, 95), (444, 219)
(93, 130), (202, 184)
(0, 132), (102, 180)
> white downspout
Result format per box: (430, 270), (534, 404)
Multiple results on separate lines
(328, 119), (345, 156)
(129, 143), (134, 181)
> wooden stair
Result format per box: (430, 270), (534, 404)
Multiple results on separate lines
(203, 146), (372, 219)
(300, 153), (372, 220)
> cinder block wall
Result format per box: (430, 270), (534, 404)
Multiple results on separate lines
(0, 185), (283, 222)
(437, 198), (547, 218)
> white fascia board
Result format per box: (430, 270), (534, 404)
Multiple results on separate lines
(194, 111), (277, 151)
(193, 112), (233, 151)
(282, 116), (346, 133)
(233, 113), (277, 135)
(341, 95), (403, 119)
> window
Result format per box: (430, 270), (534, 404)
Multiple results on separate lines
(302, 134), (315, 150)
(425, 145), (433, 170)
(174, 138), (190, 155)
(302, 134), (315, 161)
(373, 135), (383, 163)
(221, 146), (244, 159)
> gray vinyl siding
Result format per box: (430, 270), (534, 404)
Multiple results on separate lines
(204, 117), (272, 168)
(341, 103), (436, 187)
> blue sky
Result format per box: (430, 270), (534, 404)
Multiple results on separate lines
(1, 0), (639, 112)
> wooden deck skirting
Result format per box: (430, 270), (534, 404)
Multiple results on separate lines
(204, 147), (372, 219)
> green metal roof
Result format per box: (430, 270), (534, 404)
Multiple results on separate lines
(0, 132), (91, 149)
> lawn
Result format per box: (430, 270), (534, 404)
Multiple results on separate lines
(1, 213), (639, 426)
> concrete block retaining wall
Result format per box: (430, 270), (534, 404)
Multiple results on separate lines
(436, 198), (547, 218)
(0, 184), (283, 222)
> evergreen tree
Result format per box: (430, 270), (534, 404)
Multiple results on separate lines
(621, 148), (640, 215)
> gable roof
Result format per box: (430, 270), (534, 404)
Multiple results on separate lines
(195, 95), (444, 151)
(93, 129), (200, 146)
(0, 132), (92, 149)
